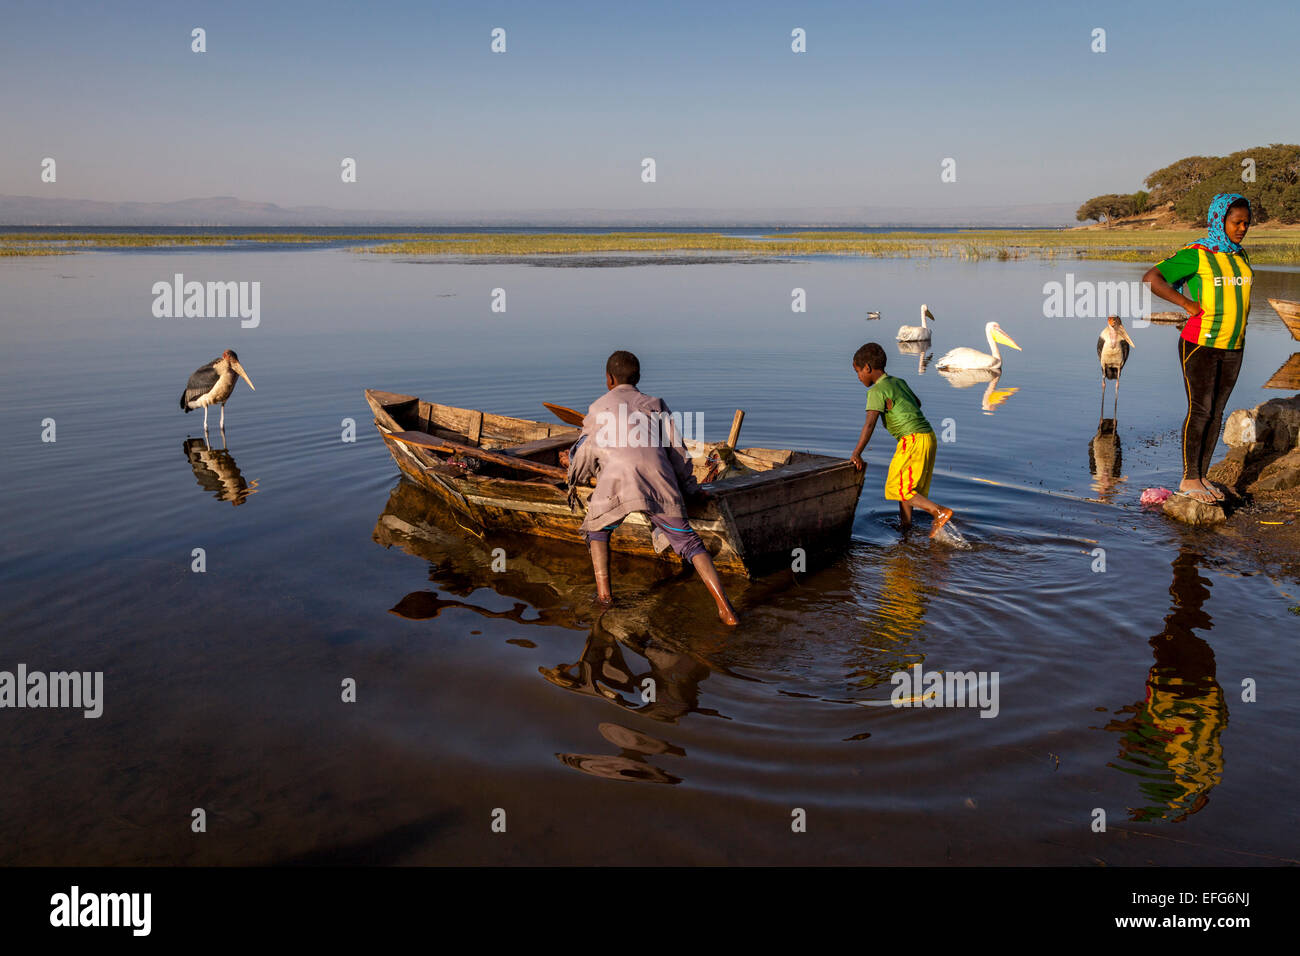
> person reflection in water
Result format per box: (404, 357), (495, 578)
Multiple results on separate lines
(1104, 550), (1226, 822)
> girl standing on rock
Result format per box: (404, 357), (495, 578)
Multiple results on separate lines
(1143, 193), (1253, 504)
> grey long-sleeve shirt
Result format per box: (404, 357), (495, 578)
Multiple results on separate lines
(566, 384), (700, 532)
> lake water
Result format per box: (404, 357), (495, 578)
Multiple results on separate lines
(2, 246), (1298, 864)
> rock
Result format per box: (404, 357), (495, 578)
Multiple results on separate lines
(1221, 396), (1300, 461)
(1251, 448), (1300, 493)
(1206, 445), (1249, 492)
(1163, 492), (1227, 526)
(1223, 408), (1259, 447)
(1258, 396), (1300, 452)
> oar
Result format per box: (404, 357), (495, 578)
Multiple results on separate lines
(543, 402), (585, 427)
(705, 409), (745, 482)
(385, 430), (566, 480)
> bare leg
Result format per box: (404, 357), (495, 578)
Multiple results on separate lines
(898, 500), (913, 531)
(589, 540), (613, 606)
(906, 493), (954, 538)
(690, 553), (739, 626)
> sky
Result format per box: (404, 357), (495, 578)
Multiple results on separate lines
(2, 0), (1297, 217)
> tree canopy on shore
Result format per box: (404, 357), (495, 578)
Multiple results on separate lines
(1078, 144), (1300, 225)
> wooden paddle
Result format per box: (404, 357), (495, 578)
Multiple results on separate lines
(385, 430), (566, 480)
(543, 402), (585, 427)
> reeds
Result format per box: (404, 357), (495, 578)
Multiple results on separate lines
(2, 229), (1297, 263)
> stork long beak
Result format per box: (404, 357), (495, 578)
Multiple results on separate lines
(992, 328), (1022, 351)
(1120, 328), (1136, 348)
(925, 309), (936, 321)
(234, 363), (255, 390)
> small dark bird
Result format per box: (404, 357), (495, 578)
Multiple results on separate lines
(180, 350), (255, 431)
(1097, 316), (1134, 415)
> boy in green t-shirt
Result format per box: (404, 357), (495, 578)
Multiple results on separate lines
(849, 343), (954, 537)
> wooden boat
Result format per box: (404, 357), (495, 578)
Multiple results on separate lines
(365, 388), (865, 576)
(1266, 298), (1300, 341)
(1147, 311), (1187, 326)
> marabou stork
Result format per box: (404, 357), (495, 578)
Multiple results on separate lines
(179, 350), (255, 431)
(1096, 315), (1134, 416)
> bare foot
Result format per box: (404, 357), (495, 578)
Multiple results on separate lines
(1199, 478), (1225, 501)
(929, 507), (954, 539)
(716, 603), (739, 626)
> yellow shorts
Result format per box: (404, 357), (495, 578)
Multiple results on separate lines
(885, 431), (936, 501)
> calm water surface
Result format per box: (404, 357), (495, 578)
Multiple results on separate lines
(2, 247), (1298, 864)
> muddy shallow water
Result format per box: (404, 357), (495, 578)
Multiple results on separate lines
(2, 248), (1297, 864)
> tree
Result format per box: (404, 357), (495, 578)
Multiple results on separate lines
(1076, 193), (1135, 226)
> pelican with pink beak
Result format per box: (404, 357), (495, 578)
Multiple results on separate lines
(179, 350), (255, 431)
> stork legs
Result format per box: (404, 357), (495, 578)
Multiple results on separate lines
(200, 402), (228, 434)
(1100, 372), (1122, 419)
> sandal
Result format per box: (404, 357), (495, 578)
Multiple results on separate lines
(1199, 479), (1226, 502)
(1174, 488), (1216, 505)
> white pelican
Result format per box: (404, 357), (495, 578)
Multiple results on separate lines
(936, 322), (1021, 371)
(896, 303), (935, 342)
(180, 350), (255, 431)
(1097, 315), (1135, 416)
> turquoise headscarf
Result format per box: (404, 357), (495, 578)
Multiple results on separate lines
(1193, 192), (1249, 255)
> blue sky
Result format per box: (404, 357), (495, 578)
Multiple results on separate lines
(2, 0), (1297, 215)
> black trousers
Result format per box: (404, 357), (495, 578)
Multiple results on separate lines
(1178, 337), (1243, 480)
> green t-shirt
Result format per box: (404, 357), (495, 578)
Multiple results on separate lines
(866, 375), (933, 440)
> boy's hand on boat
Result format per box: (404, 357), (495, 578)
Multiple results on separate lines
(850, 454), (865, 471)
(559, 450), (570, 467)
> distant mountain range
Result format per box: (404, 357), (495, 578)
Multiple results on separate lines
(0, 194), (1077, 228)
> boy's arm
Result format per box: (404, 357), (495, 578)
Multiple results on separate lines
(566, 416), (600, 486)
(850, 410), (881, 471)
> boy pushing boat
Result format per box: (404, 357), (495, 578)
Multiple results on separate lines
(849, 343), (954, 538)
(563, 351), (740, 625)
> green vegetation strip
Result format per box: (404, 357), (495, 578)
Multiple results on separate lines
(2, 230), (1298, 263)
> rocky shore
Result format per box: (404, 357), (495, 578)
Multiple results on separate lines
(1162, 394), (1300, 581)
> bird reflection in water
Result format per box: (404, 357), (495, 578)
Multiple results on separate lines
(1088, 418), (1125, 502)
(1103, 550), (1226, 822)
(895, 340), (932, 375)
(937, 367), (1019, 414)
(182, 437), (258, 505)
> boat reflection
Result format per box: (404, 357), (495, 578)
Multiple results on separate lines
(373, 479), (746, 784)
(937, 367), (1019, 414)
(1088, 417), (1125, 502)
(182, 437), (257, 505)
(1102, 549), (1226, 822)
